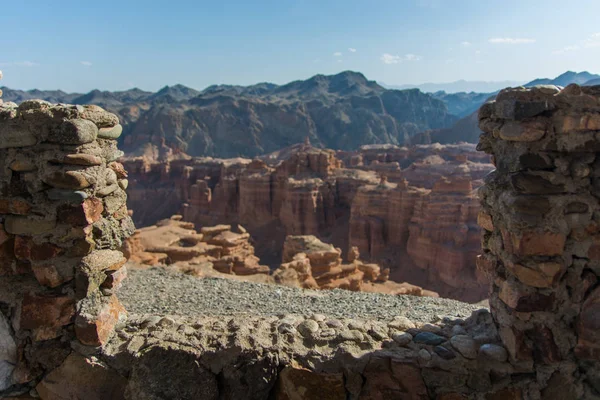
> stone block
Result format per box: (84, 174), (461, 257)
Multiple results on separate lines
(498, 279), (555, 312)
(19, 293), (75, 340)
(0, 124), (37, 149)
(360, 356), (428, 399)
(4, 216), (57, 235)
(80, 105), (119, 128)
(507, 262), (564, 288)
(477, 211), (494, 231)
(43, 170), (91, 190)
(59, 153), (103, 166)
(47, 119), (98, 144)
(36, 353), (127, 400)
(276, 367), (346, 400)
(507, 230), (565, 257)
(98, 124), (123, 139)
(46, 188), (89, 203)
(31, 262), (74, 288)
(57, 197), (104, 226)
(75, 294), (126, 346)
(497, 120), (547, 142)
(0, 198), (32, 215)
(14, 236), (63, 261)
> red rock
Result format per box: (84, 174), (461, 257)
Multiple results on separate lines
(57, 197), (104, 226)
(507, 262), (564, 288)
(43, 170), (91, 190)
(0, 198), (32, 215)
(14, 236), (63, 261)
(75, 295), (126, 346)
(508, 231), (565, 257)
(276, 367), (345, 400)
(19, 293), (75, 340)
(31, 263), (73, 288)
(477, 211), (494, 231)
(60, 154), (103, 166)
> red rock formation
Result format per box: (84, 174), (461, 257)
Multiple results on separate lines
(274, 235), (437, 296)
(123, 142), (494, 302)
(124, 215), (270, 276)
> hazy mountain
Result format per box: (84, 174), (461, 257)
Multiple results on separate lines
(380, 80), (521, 94)
(584, 78), (600, 86)
(430, 91), (494, 118)
(1, 71), (457, 157)
(525, 71), (600, 87)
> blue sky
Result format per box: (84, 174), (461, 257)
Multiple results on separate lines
(1, 0), (599, 92)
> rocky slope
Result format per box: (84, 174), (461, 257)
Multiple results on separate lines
(1, 71), (457, 158)
(122, 141), (493, 301)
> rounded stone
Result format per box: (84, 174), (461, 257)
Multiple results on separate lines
(49, 119), (98, 145)
(44, 171), (91, 190)
(413, 332), (445, 346)
(479, 344), (508, 362)
(80, 105), (119, 128)
(339, 330), (364, 342)
(297, 320), (319, 336)
(450, 335), (477, 359)
(418, 348), (432, 361)
(61, 154), (103, 166)
(118, 179), (129, 190)
(434, 345), (456, 360)
(387, 316), (416, 331)
(392, 332), (412, 347)
(98, 124), (123, 140)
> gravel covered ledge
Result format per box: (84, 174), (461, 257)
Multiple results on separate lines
(31, 266), (523, 400)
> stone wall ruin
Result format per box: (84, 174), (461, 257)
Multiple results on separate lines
(1, 72), (599, 399)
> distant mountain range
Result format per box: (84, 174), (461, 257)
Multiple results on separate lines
(524, 71), (600, 87)
(2, 71), (457, 157)
(380, 80), (523, 94)
(2, 70), (598, 155)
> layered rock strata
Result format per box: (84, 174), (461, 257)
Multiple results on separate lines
(124, 215), (269, 276)
(477, 84), (600, 398)
(0, 98), (134, 396)
(124, 142), (493, 301)
(274, 235), (436, 296)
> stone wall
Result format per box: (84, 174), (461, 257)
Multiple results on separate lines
(0, 85), (134, 396)
(477, 84), (600, 399)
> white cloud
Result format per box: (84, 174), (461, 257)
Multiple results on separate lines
(348, 48), (357, 53)
(552, 32), (600, 55)
(333, 52), (342, 57)
(404, 53), (422, 61)
(489, 37), (536, 44)
(380, 53), (422, 64)
(80, 61), (93, 67)
(0, 61), (39, 67)
(461, 41), (472, 47)
(380, 53), (401, 64)
(337, 59), (343, 63)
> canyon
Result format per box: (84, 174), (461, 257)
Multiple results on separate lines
(122, 140), (494, 301)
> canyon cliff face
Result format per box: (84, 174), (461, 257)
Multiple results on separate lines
(122, 142), (493, 301)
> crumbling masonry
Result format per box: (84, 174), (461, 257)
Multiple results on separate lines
(0, 69), (599, 399)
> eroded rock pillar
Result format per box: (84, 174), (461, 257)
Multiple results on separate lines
(0, 94), (134, 396)
(477, 84), (600, 398)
